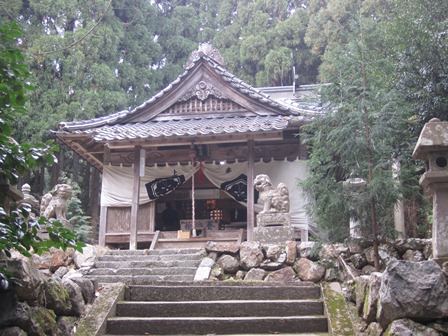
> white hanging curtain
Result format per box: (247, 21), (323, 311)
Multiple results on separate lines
(100, 159), (315, 235)
(101, 163), (198, 207)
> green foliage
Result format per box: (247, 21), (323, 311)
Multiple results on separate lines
(66, 181), (93, 244)
(0, 22), (59, 183)
(212, 0), (319, 86)
(301, 5), (416, 243)
(0, 206), (83, 258)
(382, 0), (448, 122)
(2, 0), (443, 245)
(0, 21), (85, 289)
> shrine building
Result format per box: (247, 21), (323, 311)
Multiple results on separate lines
(55, 44), (321, 249)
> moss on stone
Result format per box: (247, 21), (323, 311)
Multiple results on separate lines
(75, 282), (126, 336)
(29, 306), (59, 336)
(322, 283), (356, 336)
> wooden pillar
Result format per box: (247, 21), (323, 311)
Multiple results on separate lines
(130, 146), (142, 250)
(90, 168), (101, 243)
(98, 143), (110, 247)
(149, 201), (156, 232)
(247, 140), (255, 241)
(98, 206), (107, 246)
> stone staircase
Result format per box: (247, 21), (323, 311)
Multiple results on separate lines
(84, 249), (329, 335)
(85, 248), (206, 284)
(103, 281), (328, 335)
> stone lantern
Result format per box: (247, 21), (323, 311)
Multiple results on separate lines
(413, 118), (448, 264)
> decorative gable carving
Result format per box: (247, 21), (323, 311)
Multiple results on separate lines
(180, 81), (227, 101)
(185, 43), (226, 67)
(163, 96), (246, 116)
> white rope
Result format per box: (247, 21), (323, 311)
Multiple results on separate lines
(191, 156), (197, 237)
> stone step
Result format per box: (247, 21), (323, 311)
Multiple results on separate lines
(127, 285), (322, 301)
(85, 274), (196, 284)
(94, 259), (201, 269)
(106, 316), (329, 335)
(105, 248), (206, 255)
(116, 299), (324, 317)
(88, 267), (197, 276)
(97, 252), (205, 262)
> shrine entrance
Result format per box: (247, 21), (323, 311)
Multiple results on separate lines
(155, 172), (248, 233)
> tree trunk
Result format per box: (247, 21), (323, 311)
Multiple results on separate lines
(361, 63), (381, 272)
(90, 168), (101, 243)
(72, 153), (80, 184)
(81, 162), (91, 212)
(51, 144), (64, 187)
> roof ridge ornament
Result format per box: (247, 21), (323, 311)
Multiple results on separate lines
(185, 43), (226, 68)
(180, 80), (228, 101)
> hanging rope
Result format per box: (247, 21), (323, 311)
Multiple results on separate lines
(189, 145), (197, 237)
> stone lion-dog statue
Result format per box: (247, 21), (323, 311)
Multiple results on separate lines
(254, 174), (290, 214)
(40, 184), (73, 227)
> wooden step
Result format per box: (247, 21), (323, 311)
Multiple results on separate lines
(150, 229), (245, 250)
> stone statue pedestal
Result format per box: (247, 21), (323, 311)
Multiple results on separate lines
(254, 225), (295, 244)
(257, 212), (291, 227)
(255, 212), (294, 243)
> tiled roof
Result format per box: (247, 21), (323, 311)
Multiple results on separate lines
(68, 115), (304, 141)
(58, 52), (320, 133)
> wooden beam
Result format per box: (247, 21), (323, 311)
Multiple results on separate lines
(104, 144), (111, 165)
(104, 131), (284, 149)
(107, 142), (301, 166)
(247, 139), (255, 241)
(130, 145), (141, 250)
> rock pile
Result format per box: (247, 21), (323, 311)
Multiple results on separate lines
(0, 245), (99, 335)
(347, 259), (448, 335)
(198, 237), (448, 335)
(198, 238), (433, 283)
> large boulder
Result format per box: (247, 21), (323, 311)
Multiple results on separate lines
(62, 279), (86, 316)
(354, 275), (370, 315)
(263, 244), (283, 261)
(6, 258), (46, 303)
(57, 316), (78, 335)
(0, 301), (59, 336)
(377, 260), (448, 328)
(244, 268), (266, 281)
(31, 247), (75, 272)
(363, 272), (382, 323)
(402, 249), (425, 262)
(350, 253), (368, 269)
(295, 258), (325, 282)
(205, 241), (239, 254)
(298, 242), (317, 259)
(43, 278), (72, 316)
(265, 266), (297, 282)
(384, 318), (441, 336)
(364, 244), (398, 268)
(393, 238), (430, 253)
(365, 322), (383, 336)
(217, 254), (240, 274)
(70, 277), (96, 304)
(239, 241), (264, 270)
(23, 305), (60, 336)
(74, 244), (97, 268)
(0, 326), (27, 335)
(285, 240), (297, 265)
